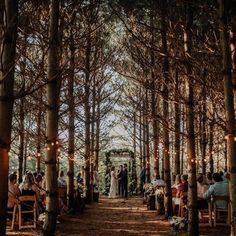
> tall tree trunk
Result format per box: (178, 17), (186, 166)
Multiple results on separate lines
(218, 1), (236, 235)
(18, 95), (25, 183)
(144, 91), (150, 183)
(90, 76), (96, 202)
(139, 105), (143, 168)
(209, 118), (214, 173)
(142, 99), (146, 174)
(42, 0), (60, 234)
(0, 0), (18, 234)
(36, 93), (42, 173)
(174, 69), (180, 176)
(184, 1), (199, 235)
(160, 0), (173, 217)
(95, 87), (100, 170)
(200, 75), (207, 175)
(67, 26), (75, 210)
(150, 6), (159, 177)
(18, 34), (26, 182)
(84, 28), (91, 203)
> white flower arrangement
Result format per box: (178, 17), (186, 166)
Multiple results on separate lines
(169, 216), (187, 233)
(143, 183), (154, 194)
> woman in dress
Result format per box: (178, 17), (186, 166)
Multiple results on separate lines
(109, 166), (117, 198)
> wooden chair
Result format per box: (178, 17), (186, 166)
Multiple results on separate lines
(58, 187), (67, 204)
(212, 196), (231, 227)
(199, 200), (213, 227)
(18, 195), (37, 229)
(171, 187), (177, 198)
(7, 199), (18, 230)
(178, 192), (188, 217)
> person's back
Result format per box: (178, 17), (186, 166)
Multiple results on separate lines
(203, 173), (229, 209)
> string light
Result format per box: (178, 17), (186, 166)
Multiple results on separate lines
(8, 152), (11, 157)
(47, 147), (50, 151)
(51, 142), (55, 146)
(37, 153), (41, 157)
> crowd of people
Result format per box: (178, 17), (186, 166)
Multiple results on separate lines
(146, 170), (230, 218)
(7, 166), (99, 224)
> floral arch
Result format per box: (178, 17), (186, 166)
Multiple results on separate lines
(103, 148), (137, 195)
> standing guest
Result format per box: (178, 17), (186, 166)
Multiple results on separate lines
(117, 165), (123, 196)
(122, 164), (128, 198)
(93, 166), (99, 190)
(58, 170), (67, 187)
(8, 173), (20, 209)
(77, 172), (84, 185)
(203, 173), (229, 209)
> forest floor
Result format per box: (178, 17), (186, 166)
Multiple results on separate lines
(6, 196), (230, 236)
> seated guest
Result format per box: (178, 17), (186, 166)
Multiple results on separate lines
(152, 174), (165, 188)
(20, 172), (39, 197)
(177, 174), (188, 197)
(35, 174), (46, 211)
(197, 175), (208, 198)
(203, 173), (229, 209)
(8, 173), (20, 209)
(197, 175), (208, 209)
(58, 170), (67, 187)
(19, 172), (37, 220)
(206, 172), (214, 185)
(172, 174), (182, 189)
(172, 174), (182, 206)
(224, 172), (230, 183)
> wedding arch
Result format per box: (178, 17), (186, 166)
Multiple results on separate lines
(103, 148), (138, 195)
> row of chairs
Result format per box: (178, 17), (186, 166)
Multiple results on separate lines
(172, 188), (231, 227)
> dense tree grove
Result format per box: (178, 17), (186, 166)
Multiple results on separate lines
(0, 0), (235, 235)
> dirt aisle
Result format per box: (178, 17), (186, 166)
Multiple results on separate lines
(56, 196), (169, 236)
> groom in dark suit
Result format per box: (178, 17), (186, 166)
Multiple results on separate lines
(122, 164), (128, 198)
(117, 165), (123, 196)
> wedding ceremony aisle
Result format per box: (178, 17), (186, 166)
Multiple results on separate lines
(56, 196), (169, 236)
(55, 197), (230, 236)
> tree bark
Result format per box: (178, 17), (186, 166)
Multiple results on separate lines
(200, 75), (207, 175)
(218, 1), (236, 235)
(0, 0), (18, 234)
(67, 25), (75, 210)
(209, 118), (214, 173)
(36, 92), (42, 174)
(174, 69), (180, 176)
(42, 0), (60, 235)
(184, 1), (199, 235)
(160, 0), (173, 217)
(84, 26), (91, 203)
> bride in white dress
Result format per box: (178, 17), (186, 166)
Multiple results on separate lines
(109, 166), (117, 198)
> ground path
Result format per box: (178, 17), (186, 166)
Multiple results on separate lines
(56, 196), (230, 236)
(56, 196), (169, 236)
(7, 196), (230, 236)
